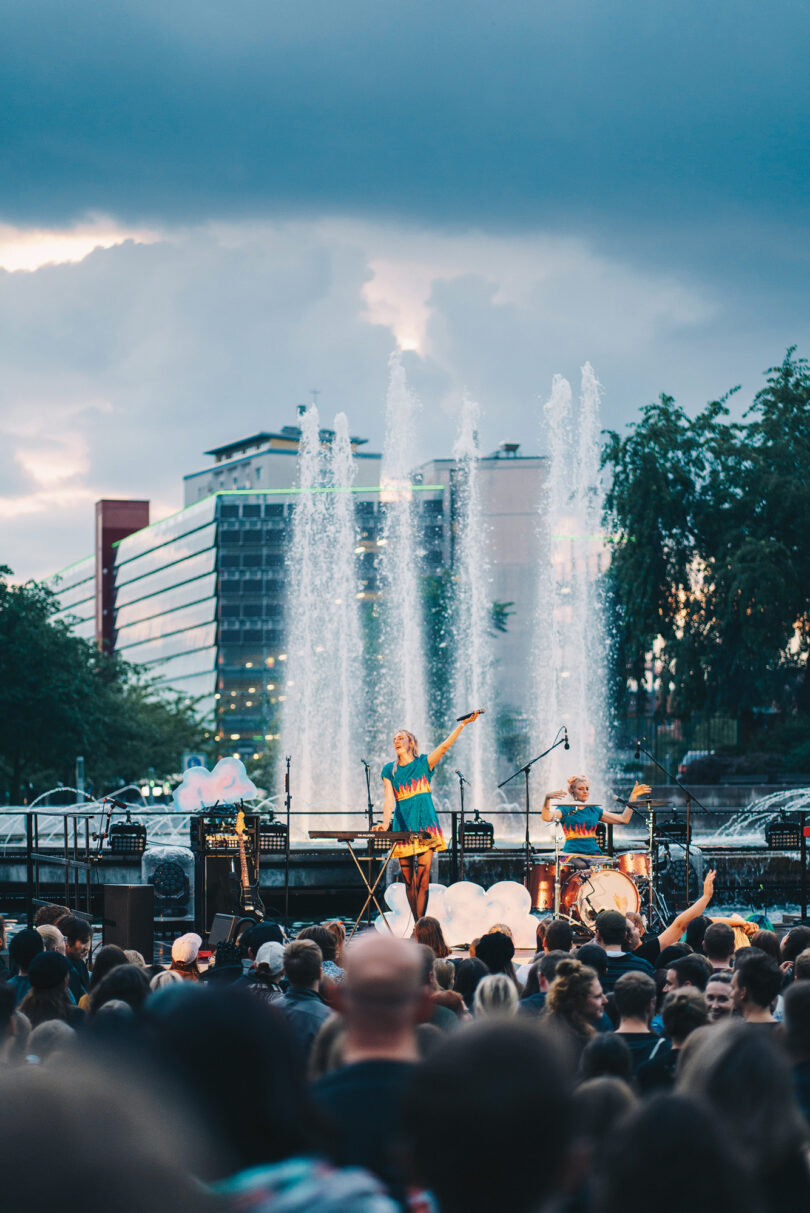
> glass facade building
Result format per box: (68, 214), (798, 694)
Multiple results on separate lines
(46, 423), (541, 759)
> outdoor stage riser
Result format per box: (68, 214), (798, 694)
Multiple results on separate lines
(2, 845), (807, 916)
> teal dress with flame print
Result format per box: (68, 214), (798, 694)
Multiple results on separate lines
(560, 802), (603, 856)
(381, 754), (447, 859)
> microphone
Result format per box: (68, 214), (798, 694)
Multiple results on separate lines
(455, 769), (470, 785)
(563, 726), (570, 751)
(104, 796), (131, 810)
(360, 758), (370, 769)
(634, 739), (641, 761)
(457, 708), (485, 722)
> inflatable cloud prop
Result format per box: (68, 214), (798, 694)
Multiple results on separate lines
(172, 756), (258, 812)
(375, 879), (538, 948)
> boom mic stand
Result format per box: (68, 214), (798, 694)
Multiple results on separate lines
(633, 739), (718, 905)
(498, 727), (570, 888)
(456, 769), (470, 881)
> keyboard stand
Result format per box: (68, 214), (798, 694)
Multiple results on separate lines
(345, 838), (399, 941)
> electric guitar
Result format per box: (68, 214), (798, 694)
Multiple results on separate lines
(235, 810), (265, 920)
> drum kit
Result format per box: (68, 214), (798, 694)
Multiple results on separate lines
(528, 803), (665, 932)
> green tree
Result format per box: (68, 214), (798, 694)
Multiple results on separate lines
(0, 568), (210, 803)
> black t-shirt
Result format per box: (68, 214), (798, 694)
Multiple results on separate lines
(636, 1038), (676, 1092)
(312, 1059), (416, 1197)
(603, 951), (655, 993)
(634, 935), (661, 966)
(615, 1031), (661, 1071)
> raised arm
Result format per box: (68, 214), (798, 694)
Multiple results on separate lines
(372, 779), (395, 832)
(656, 869), (716, 948)
(542, 790), (566, 823)
(600, 781), (652, 827)
(427, 710), (482, 770)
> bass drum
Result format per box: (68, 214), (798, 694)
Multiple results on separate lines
(561, 867), (639, 928)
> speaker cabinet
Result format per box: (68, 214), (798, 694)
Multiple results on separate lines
(103, 884), (154, 960)
(196, 854), (242, 934)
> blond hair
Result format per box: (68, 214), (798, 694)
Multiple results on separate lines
(395, 729), (419, 758)
(567, 775), (588, 796)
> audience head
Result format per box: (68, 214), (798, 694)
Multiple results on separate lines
(413, 916), (450, 959)
(453, 958), (489, 1010)
(678, 1020), (808, 1176)
(170, 933), (202, 980)
(731, 949), (782, 1015)
(655, 943), (691, 971)
(572, 1077), (636, 1153)
(36, 924), (66, 954)
(592, 1092), (762, 1213)
(433, 958), (454, 990)
(283, 939), (323, 990)
(702, 922), (735, 964)
(684, 915), (710, 953)
(579, 1033), (633, 1083)
(594, 911), (627, 948)
(19, 953), (72, 1027)
(9, 928), (44, 974)
(546, 958), (605, 1036)
(57, 914), (92, 962)
(124, 949), (147, 967)
(33, 904), (69, 928)
(781, 924), (810, 964)
(296, 924), (338, 964)
(149, 969), (185, 992)
(664, 954), (711, 994)
(473, 931), (515, 979)
(793, 946), (810, 982)
(576, 943), (608, 983)
(0, 1059), (215, 1211)
(472, 973), (519, 1018)
(88, 964), (150, 1016)
(142, 987), (314, 1179)
(544, 918), (574, 953)
(613, 971), (656, 1025)
(27, 1019), (75, 1063)
(783, 981), (810, 1061)
(704, 971), (735, 1023)
(88, 945), (128, 990)
(241, 922), (285, 958)
(253, 941), (285, 981)
(661, 989), (708, 1045)
(338, 934), (428, 1050)
(748, 929), (780, 960)
(402, 1021), (573, 1213)
(537, 949), (569, 991)
(624, 912), (645, 950)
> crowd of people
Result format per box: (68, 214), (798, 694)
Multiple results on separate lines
(0, 898), (809, 1213)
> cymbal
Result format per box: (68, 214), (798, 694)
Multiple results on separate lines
(636, 800), (671, 807)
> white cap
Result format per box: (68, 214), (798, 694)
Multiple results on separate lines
(171, 932), (202, 964)
(255, 940), (285, 975)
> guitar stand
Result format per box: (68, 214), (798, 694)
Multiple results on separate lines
(345, 839), (399, 941)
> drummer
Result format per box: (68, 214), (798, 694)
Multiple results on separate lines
(541, 775), (651, 869)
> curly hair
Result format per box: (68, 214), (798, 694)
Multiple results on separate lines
(545, 957), (599, 1037)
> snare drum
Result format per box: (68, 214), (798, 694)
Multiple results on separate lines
(561, 867), (639, 928)
(527, 862), (556, 911)
(617, 851), (651, 880)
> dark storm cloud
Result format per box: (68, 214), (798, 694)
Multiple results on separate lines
(3, 0), (809, 237)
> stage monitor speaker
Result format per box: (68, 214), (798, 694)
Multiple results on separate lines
(208, 913), (240, 947)
(196, 854), (240, 934)
(103, 884), (154, 960)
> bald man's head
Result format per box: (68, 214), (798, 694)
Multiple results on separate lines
(340, 934), (428, 1040)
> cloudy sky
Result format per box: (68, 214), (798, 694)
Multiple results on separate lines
(2, 1), (809, 579)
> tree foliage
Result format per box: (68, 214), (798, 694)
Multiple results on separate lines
(603, 349), (810, 722)
(0, 568), (210, 803)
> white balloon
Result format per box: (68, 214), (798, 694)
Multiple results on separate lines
(374, 879), (540, 949)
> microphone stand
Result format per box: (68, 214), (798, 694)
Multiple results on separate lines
(361, 760), (374, 831)
(284, 756), (292, 927)
(498, 728), (569, 888)
(634, 740), (718, 906)
(456, 769), (470, 881)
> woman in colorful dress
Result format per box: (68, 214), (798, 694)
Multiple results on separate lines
(541, 774), (651, 867)
(374, 714), (482, 922)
